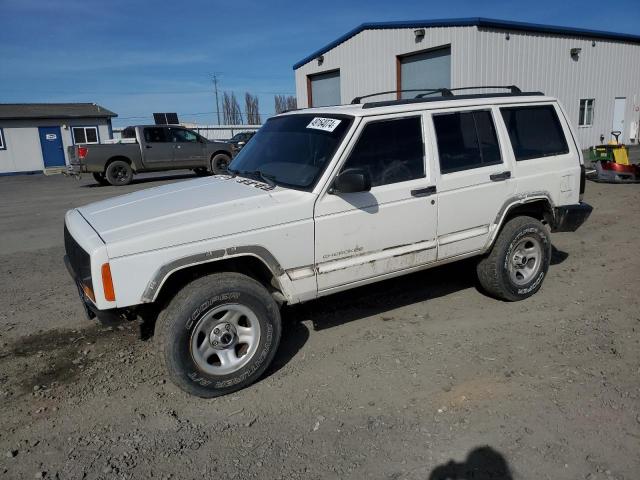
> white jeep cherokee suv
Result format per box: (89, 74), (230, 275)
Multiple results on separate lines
(64, 87), (592, 397)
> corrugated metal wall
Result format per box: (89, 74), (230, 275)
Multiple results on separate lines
(295, 26), (640, 148)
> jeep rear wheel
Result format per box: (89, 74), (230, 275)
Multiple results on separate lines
(476, 216), (551, 301)
(155, 272), (281, 398)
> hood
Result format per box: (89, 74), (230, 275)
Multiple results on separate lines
(77, 176), (313, 258)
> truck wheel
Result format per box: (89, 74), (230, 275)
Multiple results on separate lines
(92, 172), (109, 186)
(476, 216), (551, 301)
(105, 160), (133, 186)
(155, 272), (282, 398)
(210, 153), (231, 174)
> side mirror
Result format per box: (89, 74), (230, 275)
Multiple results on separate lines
(331, 168), (371, 194)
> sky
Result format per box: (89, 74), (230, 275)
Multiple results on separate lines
(1, 0), (639, 128)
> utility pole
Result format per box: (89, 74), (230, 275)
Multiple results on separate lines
(212, 74), (221, 125)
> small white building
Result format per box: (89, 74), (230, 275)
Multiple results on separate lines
(293, 18), (640, 148)
(0, 103), (117, 174)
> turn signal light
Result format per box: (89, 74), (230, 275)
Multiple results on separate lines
(101, 263), (116, 302)
(82, 283), (96, 302)
(78, 146), (88, 159)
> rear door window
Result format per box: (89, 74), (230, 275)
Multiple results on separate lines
(433, 110), (502, 174)
(143, 127), (169, 143)
(500, 105), (569, 160)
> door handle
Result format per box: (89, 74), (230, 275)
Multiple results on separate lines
(411, 186), (437, 197)
(490, 171), (511, 181)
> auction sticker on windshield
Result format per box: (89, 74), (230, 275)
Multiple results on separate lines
(307, 117), (341, 132)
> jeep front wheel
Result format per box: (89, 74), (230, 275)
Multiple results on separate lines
(155, 272), (281, 398)
(476, 216), (551, 301)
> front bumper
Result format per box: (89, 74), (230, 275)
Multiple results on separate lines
(64, 254), (127, 325)
(64, 254), (97, 320)
(552, 202), (593, 232)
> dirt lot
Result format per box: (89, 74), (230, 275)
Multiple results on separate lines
(0, 172), (638, 480)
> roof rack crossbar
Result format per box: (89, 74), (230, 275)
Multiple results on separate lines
(415, 85), (521, 98)
(351, 88), (445, 104)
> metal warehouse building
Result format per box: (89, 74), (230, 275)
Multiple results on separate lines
(0, 103), (116, 175)
(294, 18), (640, 148)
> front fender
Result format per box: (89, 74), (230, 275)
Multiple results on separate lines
(139, 246), (293, 304)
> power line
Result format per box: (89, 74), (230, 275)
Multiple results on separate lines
(212, 73), (221, 125)
(116, 109), (279, 120)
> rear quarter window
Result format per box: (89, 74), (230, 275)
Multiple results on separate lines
(500, 105), (569, 161)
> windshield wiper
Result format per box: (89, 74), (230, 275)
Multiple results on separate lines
(227, 168), (277, 187)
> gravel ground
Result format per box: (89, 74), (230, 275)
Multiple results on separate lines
(0, 172), (638, 480)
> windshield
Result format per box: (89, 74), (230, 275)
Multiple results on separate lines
(230, 132), (250, 142)
(228, 114), (354, 190)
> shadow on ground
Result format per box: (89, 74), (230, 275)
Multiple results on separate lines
(428, 446), (513, 479)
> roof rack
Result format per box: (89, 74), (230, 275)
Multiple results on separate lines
(414, 85), (521, 98)
(351, 88), (451, 104)
(361, 90), (544, 109)
(352, 85), (522, 104)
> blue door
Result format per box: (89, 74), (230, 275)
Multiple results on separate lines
(38, 126), (66, 167)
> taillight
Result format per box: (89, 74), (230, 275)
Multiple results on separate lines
(101, 263), (116, 302)
(78, 146), (88, 159)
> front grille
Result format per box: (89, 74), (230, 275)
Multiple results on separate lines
(64, 224), (92, 290)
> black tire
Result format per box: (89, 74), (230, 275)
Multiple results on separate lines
(92, 172), (109, 186)
(155, 272), (282, 398)
(105, 160), (133, 186)
(210, 153), (231, 175)
(476, 216), (551, 301)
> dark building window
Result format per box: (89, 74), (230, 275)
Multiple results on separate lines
(72, 126), (99, 144)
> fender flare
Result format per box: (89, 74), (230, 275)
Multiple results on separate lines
(140, 245), (292, 304)
(485, 191), (555, 249)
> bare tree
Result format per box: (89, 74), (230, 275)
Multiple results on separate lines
(274, 95), (286, 114)
(222, 92), (243, 124)
(245, 92), (261, 125)
(275, 95), (297, 114)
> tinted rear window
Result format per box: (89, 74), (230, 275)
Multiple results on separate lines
(434, 110), (502, 174)
(500, 105), (569, 161)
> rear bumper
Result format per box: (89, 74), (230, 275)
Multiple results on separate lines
(552, 202), (593, 232)
(67, 163), (87, 175)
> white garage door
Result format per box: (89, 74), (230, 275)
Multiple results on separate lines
(309, 70), (341, 107)
(400, 47), (451, 99)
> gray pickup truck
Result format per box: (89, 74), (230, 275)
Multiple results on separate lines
(67, 125), (233, 186)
